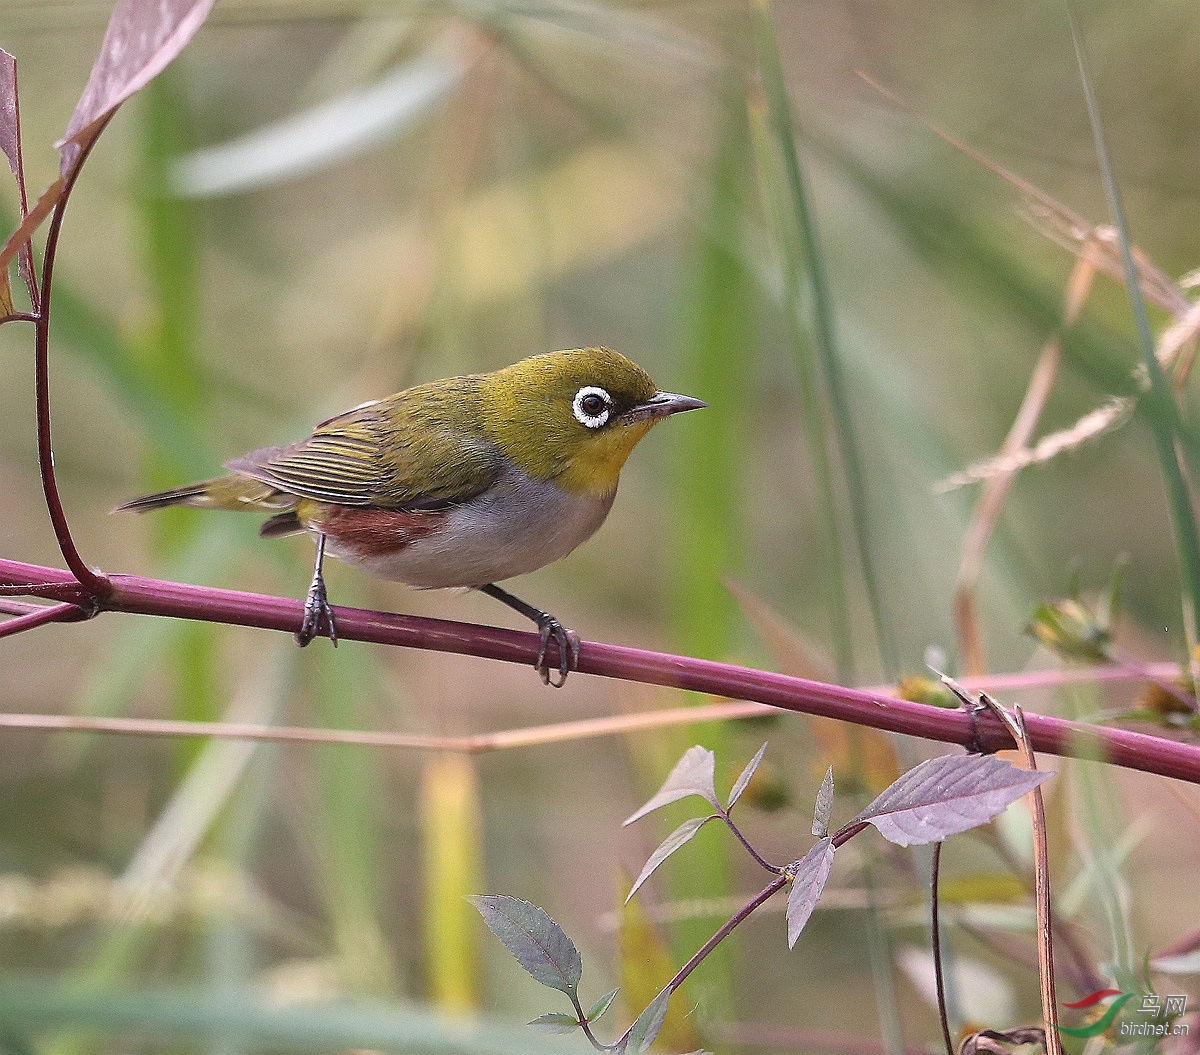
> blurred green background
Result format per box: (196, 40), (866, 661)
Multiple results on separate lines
(1, 0), (1199, 1051)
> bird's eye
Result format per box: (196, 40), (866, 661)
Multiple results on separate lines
(572, 386), (612, 428)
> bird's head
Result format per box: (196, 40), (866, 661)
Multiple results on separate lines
(480, 348), (706, 495)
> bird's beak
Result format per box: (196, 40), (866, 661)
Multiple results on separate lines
(621, 391), (708, 424)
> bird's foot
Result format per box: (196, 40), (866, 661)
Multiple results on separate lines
(296, 574), (338, 647)
(535, 615), (580, 687)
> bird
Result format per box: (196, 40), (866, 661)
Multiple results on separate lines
(115, 348), (706, 685)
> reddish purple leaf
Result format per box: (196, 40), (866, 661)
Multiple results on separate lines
(851, 754), (1052, 848)
(786, 837), (835, 948)
(727, 741), (767, 811)
(0, 51), (21, 184)
(58, 0), (218, 175)
(812, 766), (834, 838)
(624, 745), (719, 826)
(0, 50), (29, 311)
(626, 815), (716, 903)
(0, 175), (60, 299)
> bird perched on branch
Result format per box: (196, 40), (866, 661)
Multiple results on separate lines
(116, 348), (706, 685)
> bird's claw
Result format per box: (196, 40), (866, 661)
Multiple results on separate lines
(296, 576), (338, 647)
(535, 616), (580, 687)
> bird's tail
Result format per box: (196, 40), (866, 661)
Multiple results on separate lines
(113, 475), (297, 516)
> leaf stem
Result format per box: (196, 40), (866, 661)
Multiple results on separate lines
(721, 811), (782, 874)
(564, 990), (612, 1052)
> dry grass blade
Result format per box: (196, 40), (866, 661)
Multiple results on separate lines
(862, 73), (1200, 510)
(936, 397), (1134, 494)
(946, 680), (1061, 1055)
(1021, 204), (1187, 317)
(952, 250), (1099, 671)
(859, 73), (1188, 317)
(118, 653), (284, 918)
(1156, 298), (1200, 389)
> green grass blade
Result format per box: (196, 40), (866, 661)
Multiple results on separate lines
(420, 752), (482, 1012)
(747, 93), (855, 683)
(0, 980), (573, 1054)
(752, 0), (896, 680)
(310, 650), (398, 996)
(671, 98), (753, 667)
(663, 78), (756, 1013)
(1065, 1), (1200, 639)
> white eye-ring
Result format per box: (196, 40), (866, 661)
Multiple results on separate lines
(572, 385), (612, 428)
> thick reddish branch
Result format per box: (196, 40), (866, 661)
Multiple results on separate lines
(4, 556), (1200, 784)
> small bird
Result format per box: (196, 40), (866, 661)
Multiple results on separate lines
(116, 348), (706, 685)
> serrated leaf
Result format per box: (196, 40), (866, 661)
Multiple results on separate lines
(468, 895), (582, 995)
(850, 755), (1052, 848)
(786, 838), (835, 948)
(812, 766), (834, 838)
(727, 742), (768, 810)
(623, 746), (719, 826)
(528, 1012), (580, 1035)
(586, 987), (620, 1023)
(626, 816), (715, 904)
(626, 987), (672, 1054)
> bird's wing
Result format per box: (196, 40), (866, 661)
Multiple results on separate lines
(225, 390), (500, 509)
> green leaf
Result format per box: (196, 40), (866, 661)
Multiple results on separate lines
(625, 987), (672, 1054)
(586, 987), (620, 1024)
(727, 742), (767, 811)
(469, 895), (582, 996)
(527, 1012), (580, 1035)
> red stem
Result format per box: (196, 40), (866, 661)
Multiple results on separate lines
(5, 556), (1200, 784)
(32, 126), (111, 597)
(617, 874), (788, 1051)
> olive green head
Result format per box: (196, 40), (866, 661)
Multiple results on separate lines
(478, 348), (706, 495)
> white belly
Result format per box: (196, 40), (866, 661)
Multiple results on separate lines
(326, 467), (616, 589)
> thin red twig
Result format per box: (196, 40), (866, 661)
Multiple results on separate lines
(0, 600), (90, 639)
(930, 841), (954, 1055)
